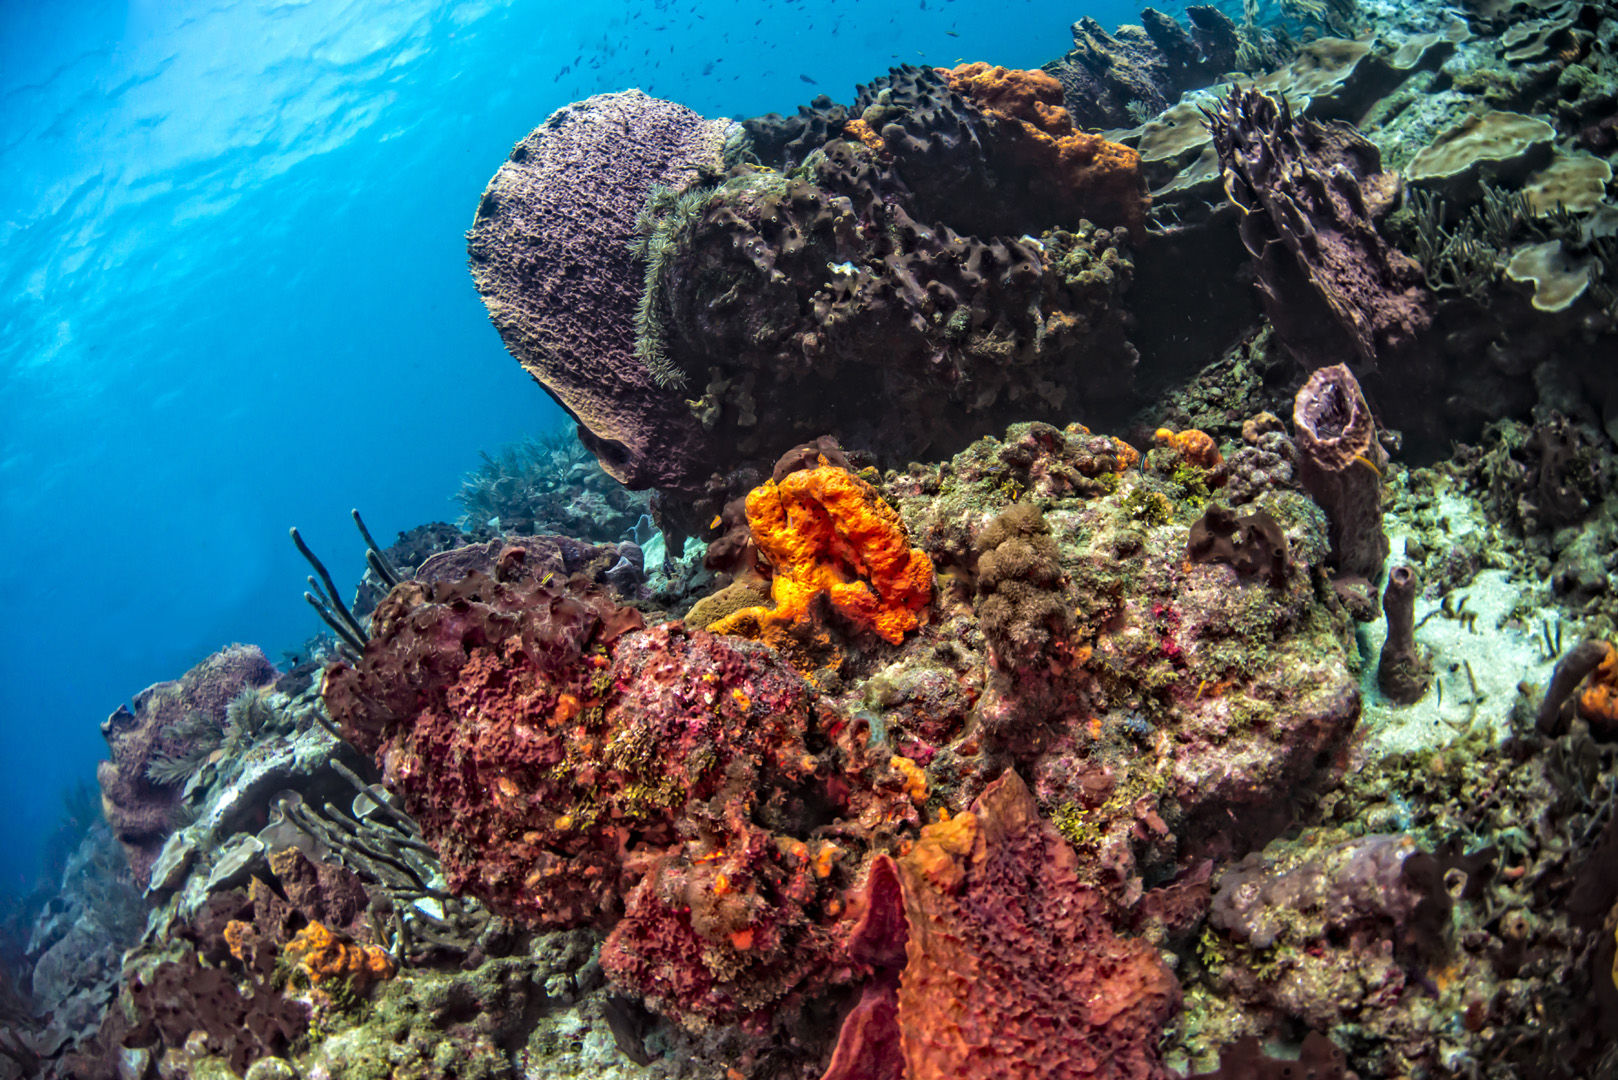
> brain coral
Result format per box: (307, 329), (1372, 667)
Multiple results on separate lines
(467, 90), (737, 490)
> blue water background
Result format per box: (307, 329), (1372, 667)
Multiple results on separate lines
(0, 0), (1137, 895)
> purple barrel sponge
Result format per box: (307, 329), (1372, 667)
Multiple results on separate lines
(1293, 363), (1389, 591)
(467, 90), (737, 492)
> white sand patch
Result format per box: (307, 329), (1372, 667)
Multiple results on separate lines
(1354, 495), (1564, 759)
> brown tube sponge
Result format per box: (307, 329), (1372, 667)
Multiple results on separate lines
(1292, 364), (1389, 586)
(1536, 638), (1611, 736)
(1377, 565), (1429, 705)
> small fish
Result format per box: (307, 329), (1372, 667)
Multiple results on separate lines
(945, 29), (959, 36)
(1352, 453), (1382, 477)
(800, 73), (819, 84)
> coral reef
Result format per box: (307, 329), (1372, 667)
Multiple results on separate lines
(20, 824), (144, 1058)
(43, 5), (1618, 1078)
(97, 644), (278, 885)
(453, 431), (653, 542)
(467, 90), (737, 489)
(324, 563), (919, 1029)
(637, 133), (1139, 534)
(1208, 87), (1434, 371)
(883, 421), (1359, 905)
(1043, 8), (1245, 129)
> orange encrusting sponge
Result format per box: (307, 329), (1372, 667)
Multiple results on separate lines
(710, 465), (934, 647)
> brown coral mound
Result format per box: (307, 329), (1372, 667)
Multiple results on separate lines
(942, 62), (1148, 237)
(97, 644), (278, 885)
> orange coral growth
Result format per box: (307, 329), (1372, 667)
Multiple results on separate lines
(283, 921), (395, 992)
(845, 117), (886, 154)
(709, 465), (934, 650)
(1153, 427), (1224, 470)
(1112, 437), (1141, 470)
(223, 919), (253, 965)
(1578, 642), (1618, 726)
(941, 62), (1071, 137)
(942, 61), (1147, 238)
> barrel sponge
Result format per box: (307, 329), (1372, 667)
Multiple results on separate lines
(942, 62), (1147, 237)
(709, 465), (934, 648)
(467, 91), (738, 491)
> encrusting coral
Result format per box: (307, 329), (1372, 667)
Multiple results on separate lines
(322, 547), (922, 1029)
(940, 62), (1148, 238)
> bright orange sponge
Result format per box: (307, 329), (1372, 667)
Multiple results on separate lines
(1578, 642), (1618, 727)
(283, 921), (395, 992)
(1153, 427), (1224, 470)
(942, 62), (1146, 238)
(710, 465), (934, 647)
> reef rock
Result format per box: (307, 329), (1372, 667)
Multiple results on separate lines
(97, 644), (278, 886)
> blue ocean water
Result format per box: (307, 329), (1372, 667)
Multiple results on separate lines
(0, 0), (1137, 899)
